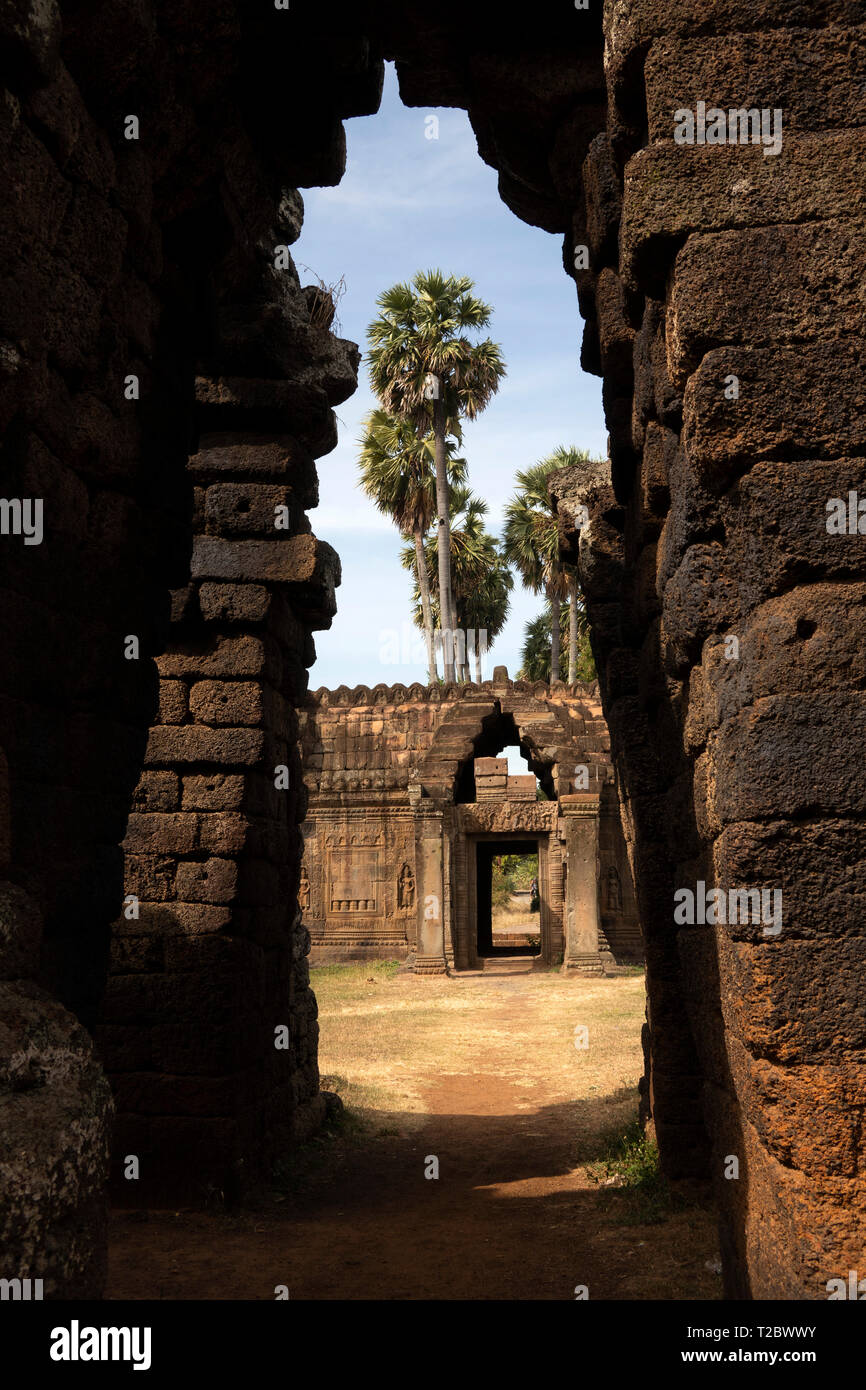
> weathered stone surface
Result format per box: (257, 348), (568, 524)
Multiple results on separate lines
(667, 222), (866, 387)
(298, 679), (639, 972)
(188, 680), (264, 728)
(181, 774), (246, 811)
(0, 980), (112, 1297)
(549, 0), (866, 1301)
(198, 582), (271, 624)
(683, 346), (866, 485)
(644, 26), (866, 143)
(130, 770), (179, 812)
(0, 882), (41, 979)
(145, 726), (266, 767)
(621, 133), (866, 292)
(192, 534), (340, 587)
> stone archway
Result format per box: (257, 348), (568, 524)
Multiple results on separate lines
(297, 671), (640, 975)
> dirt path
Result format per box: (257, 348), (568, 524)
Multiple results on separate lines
(108, 969), (721, 1300)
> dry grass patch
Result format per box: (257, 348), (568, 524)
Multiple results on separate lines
(313, 961), (647, 1142)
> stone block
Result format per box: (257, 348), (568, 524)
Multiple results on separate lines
(204, 483), (295, 536)
(157, 681), (187, 724)
(188, 434), (317, 498)
(198, 582), (271, 623)
(173, 858), (239, 905)
(157, 635), (273, 681)
(644, 26), (866, 145)
(621, 132), (866, 291)
(711, 690), (866, 825)
(507, 775), (537, 800)
(181, 774), (246, 811)
(124, 813), (199, 855)
(197, 813), (250, 856)
(667, 222), (866, 387)
(188, 680), (264, 727)
(145, 725), (266, 767)
(683, 345), (866, 486)
(714, 818), (866, 942)
(124, 855), (176, 904)
(475, 757), (507, 775)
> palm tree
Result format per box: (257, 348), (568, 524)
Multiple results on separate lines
(367, 270), (507, 683)
(461, 535), (513, 682)
(358, 409), (466, 682)
(503, 459), (567, 682)
(402, 486), (513, 683)
(517, 600), (595, 683)
(503, 446), (600, 683)
(564, 561), (581, 684)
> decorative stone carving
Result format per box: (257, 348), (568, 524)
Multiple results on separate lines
(605, 866), (622, 913)
(326, 847), (379, 917)
(397, 863), (415, 909)
(328, 832), (384, 848)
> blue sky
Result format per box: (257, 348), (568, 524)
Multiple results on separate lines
(295, 63), (605, 694)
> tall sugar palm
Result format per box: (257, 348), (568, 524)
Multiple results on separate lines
(461, 535), (513, 683)
(367, 270), (506, 683)
(547, 446), (604, 682)
(517, 599), (595, 683)
(358, 408), (466, 683)
(504, 446), (600, 683)
(503, 459), (567, 682)
(517, 603), (570, 682)
(402, 486), (513, 683)
(564, 561), (581, 684)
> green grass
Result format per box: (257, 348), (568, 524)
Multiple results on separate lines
(311, 959), (402, 984)
(585, 1118), (684, 1225)
(270, 1080), (366, 1197)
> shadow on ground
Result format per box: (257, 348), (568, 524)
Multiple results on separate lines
(108, 1091), (721, 1300)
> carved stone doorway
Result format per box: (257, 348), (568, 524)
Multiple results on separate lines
(471, 835), (551, 966)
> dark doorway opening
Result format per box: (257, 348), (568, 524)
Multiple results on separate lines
(476, 838), (541, 957)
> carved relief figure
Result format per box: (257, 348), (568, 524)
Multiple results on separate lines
(299, 866), (311, 911)
(605, 865), (622, 913)
(397, 862), (415, 910)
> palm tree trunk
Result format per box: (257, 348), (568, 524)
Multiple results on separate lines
(456, 623), (469, 682)
(567, 571), (578, 684)
(473, 632), (484, 684)
(414, 526), (438, 684)
(550, 587), (561, 683)
(454, 624), (468, 683)
(432, 391), (457, 683)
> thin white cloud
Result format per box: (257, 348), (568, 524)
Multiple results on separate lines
(311, 509), (395, 533)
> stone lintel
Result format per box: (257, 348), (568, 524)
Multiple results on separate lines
(458, 802), (558, 835)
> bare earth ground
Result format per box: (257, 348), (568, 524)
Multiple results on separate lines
(491, 893), (541, 946)
(108, 963), (721, 1300)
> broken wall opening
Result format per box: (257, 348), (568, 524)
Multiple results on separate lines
(455, 708), (555, 803)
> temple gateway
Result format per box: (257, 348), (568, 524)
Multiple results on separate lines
(299, 668), (641, 973)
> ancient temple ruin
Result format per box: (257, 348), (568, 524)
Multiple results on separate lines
(1, 0), (863, 1304)
(299, 673), (640, 971)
